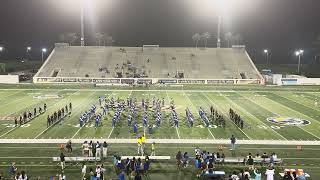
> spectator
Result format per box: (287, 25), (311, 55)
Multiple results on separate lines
(291, 172), (297, 179)
(119, 170), (125, 180)
(262, 152), (268, 158)
(207, 159), (214, 173)
(19, 170), (27, 180)
(151, 142), (155, 156)
(81, 163), (87, 179)
(102, 141), (108, 158)
(101, 164), (106, 180)
(182, 152), (189, 168)
(96, 165), (101, 179)
(265, 166), (275, 180)
(253, 168), (261, 180)
(247, 156), (254, 170)
(59, 171), (66, 180)
(92, 142), (97, 158)
(60, 152), (65, 170)
(15, 172), (20, 180)
(143, 159), (150, 175)
(194, 157), (202, 177)
(230, 171), (239, 180)
(282, 171), (292, 180)
(89, 168), (94, 179)
(230, 135), (236, 150)
(221, 153), (225, 164)
(89, 141), (93, 157)
(176, 151), (182, 170)
(243, 169), (251, 179)
(9, 162), (17, 177)
(83, 141), (89, 157)
(96, 141), (101, 158)
(66, 140), (72, 153)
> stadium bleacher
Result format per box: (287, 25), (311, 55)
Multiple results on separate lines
(35, 45), (261, 80)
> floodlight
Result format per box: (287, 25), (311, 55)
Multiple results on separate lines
(0, 46), (3, 52)
(42, 48), (47, 53)
(299, 49), (304, 54)
(295, 51), (300, 56)
(264, 49), (268, 53)
(27, 47), (31, 51)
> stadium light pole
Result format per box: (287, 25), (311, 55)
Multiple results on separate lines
(41, 48), (47, 62)
(80, 0), (85, 46)
(217, 16), (221, 48)
(295, 49), (304, 74)
(264, 49), (269, 67)
(27, 46), (31, 53)
(26, 47), (31, 60)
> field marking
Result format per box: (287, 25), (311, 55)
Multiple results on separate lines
(275, 92), (320, 114)
(202, 92), (252, 140)
(182, 90), (215, 139)
(107, 127), (114, 139)
(246, 92), (320, 140)
(229, 92), (288, 140)
(175, 127), (180, 139)
(0, 127), (17, 138)
(1, 138), (320, 145)
(165, 90), (180, 139)
(269, 92), (320, 125)
(0, 88), (66, 118)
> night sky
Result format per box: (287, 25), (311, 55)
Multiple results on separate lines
(0, 0), (319, 64)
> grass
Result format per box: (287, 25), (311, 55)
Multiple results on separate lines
(1, 86), (320, 140)
(1, 84), (320, 179)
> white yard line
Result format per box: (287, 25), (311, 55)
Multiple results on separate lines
(227, 92), (288, 140)
(175, 127), (180, 139)
(275, 92), (320, 114)
(107, 127), (114, 139)
(165, 90), (180, 139)
(182, 91), (215, 139)
(1, 138), (320, 145)
(202, 92), (252, 140)
(0, 127), (17, 138)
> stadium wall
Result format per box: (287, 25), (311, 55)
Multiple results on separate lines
(279, 78), (320, 85)
(0, 75), (19, 84)
(33, 77), (261, 85)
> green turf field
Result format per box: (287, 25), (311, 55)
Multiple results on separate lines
(1, 84), (320, 179)
(0, 85), (320, 140)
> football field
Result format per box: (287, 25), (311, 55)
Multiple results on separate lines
(0, 85), (320, 141)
